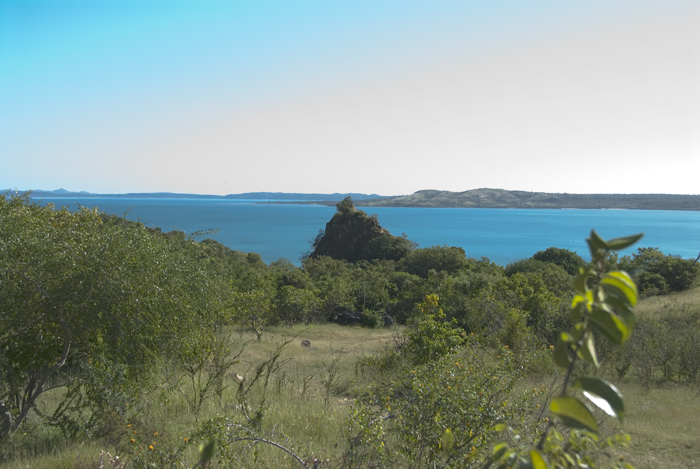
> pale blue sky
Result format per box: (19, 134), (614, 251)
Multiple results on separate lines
(1, 1), (698, 195)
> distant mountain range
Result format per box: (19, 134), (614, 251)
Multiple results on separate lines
(9, 189), (385, 202)
(361, 189), (700, 211)
(6, 188), (700, 210)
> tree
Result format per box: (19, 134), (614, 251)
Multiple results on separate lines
(364, 233), (416, 261)
(619, 247), (700, 296)
(336, 196), (356, 215)
(274, 285), (321, 326)
(0, 193), (225, 435)
(400, 245), (468, 278)
(532, 247), (587, 276)
(506, 258), (574, 298)
(231, 290), (275, 340)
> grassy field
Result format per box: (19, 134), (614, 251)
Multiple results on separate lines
(2, 290), (700, 468)
(615, 287), (700, 469)
(636, 285), (700, 319)
(0, 325), (400, 468)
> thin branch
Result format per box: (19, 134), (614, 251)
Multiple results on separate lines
(11, 320), (71, 433)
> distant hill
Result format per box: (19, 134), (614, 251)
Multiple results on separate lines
(7, 188), (700, 210)
(7, 189), (385, 202)
(358, 189), (700, 211)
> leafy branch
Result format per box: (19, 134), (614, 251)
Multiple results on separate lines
(490, 230), (642, 468)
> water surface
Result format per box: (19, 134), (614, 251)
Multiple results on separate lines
(35, 197), (700, 265)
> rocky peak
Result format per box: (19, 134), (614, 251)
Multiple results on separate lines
(310, 197), (391, 262)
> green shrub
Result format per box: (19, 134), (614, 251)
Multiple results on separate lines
(345, 340), (536, 468)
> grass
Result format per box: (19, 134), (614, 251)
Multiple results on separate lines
(620, 381), (700, 469)
(2, 290), (700, 467)
(635, 286), (700, 319)
(0, 324), (399, 469)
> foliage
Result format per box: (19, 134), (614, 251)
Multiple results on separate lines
(532, 247), (587, 277)
(336, 196), (357, 215)
(0, 193), (228, 436)
(345, 339), (535, 468)
(505, 259), (574, 298)
(230, 290), (275, 340)
(488, 230), (642, 468)
(274, 285), (322, 326)
(400, 245), (468, 278)
(600, 308), (700, 388)
(403, 294), (464, 365)
(365, 234), (417, 262)
(4, 192), (697, 467)
(619, 247), (699, 297)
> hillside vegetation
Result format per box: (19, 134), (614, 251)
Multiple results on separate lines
(361, 188), (700, 210)
(2, 192), (700, 468)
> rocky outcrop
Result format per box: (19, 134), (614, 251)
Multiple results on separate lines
(310, 197), (391, 262)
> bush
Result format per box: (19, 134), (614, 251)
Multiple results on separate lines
(345, 340), (536, 468)
(532, 247), (586, 276)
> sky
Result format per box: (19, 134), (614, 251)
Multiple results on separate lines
(1, 1), (698, 196)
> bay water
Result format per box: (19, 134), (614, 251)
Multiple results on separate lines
(35, 197), (700, 266)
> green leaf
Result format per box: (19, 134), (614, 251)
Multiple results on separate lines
(571, 291), (592, 316)
(550, 396), (598, 433)
(571, 322), (585, 341)
(606, 233), (643, 251)
(576, 332), (598, 368)
(440, 428), (454, 453)
(604, 295), (635, 331)
(491, 442), (509, 461)
(553, 337), (571, 369)
(199, 439), (217, 466)
(586, 230), (609, 261)
(573, 269), (591, 295)
(601, 272), (638, 307)
(589, 307), (629, 345)
(529, 449), (548, 469)
(572, 377), (624, 422)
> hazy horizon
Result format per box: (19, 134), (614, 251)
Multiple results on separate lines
(11, 186), (700, 198)
(2, 1), (698, 196)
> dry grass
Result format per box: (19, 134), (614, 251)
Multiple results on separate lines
(636, 286), (700, 319)
(3, 303), (700, 468)
(0, 324), (398, 469)
(615, 381), (700, 469)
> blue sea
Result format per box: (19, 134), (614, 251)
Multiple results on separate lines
(34, 197), (700, 266)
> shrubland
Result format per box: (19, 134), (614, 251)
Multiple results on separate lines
(1, 193), (699, 468)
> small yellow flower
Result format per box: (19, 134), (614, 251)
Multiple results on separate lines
(130, 438), (135, 443)
(153, 432), (159, 436)
(148, 445), (154, 451)
(184, 437), (189, 442)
